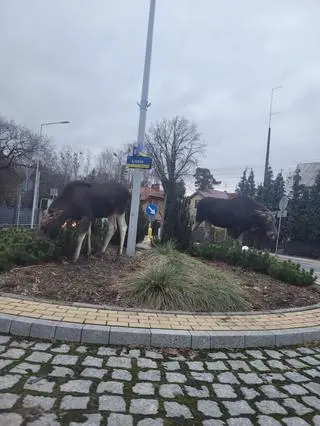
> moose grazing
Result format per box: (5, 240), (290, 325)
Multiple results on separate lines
(192, 195), (277, 244)
(40, 180), (131, 263)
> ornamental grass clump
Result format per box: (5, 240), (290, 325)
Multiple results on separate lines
(117, 242), (250, 312)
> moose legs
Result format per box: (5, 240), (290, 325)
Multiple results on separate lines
(73, 217), (92, 263)
(101, 213), (127, 255)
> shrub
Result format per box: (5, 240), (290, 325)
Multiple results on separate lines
(117, 242), (250, 312)
(190, 243), (316, 286)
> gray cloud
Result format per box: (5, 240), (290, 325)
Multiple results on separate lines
(1, 0), (319, 191)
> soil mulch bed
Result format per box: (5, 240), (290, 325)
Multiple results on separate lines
(0, 248), (319, 312)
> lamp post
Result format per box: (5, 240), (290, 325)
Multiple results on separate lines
(263, 86), (281, 185)
(126, 0), (156, 256)
(30, 120), (70, 228)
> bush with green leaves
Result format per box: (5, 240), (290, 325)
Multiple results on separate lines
(117, 241), (250, 312)
(190, 242), (316, 286)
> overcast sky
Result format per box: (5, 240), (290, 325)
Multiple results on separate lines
(1, 0), (319, 191)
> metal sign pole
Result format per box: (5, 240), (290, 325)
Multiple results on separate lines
(126, 0), (156, 256)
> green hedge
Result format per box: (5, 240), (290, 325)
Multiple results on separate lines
(189, 243), (316, 286)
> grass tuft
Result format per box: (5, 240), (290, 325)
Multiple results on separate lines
(117, 242), (250, 312)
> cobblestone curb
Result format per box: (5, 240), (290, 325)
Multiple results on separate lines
(0, 314), (319, 349)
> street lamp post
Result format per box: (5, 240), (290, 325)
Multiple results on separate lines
(30, 120), (70, 228)
(126, 0), (156, 257)
(263, 86), (282, 186)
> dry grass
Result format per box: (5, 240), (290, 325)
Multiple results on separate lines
(117, 242), (251, 312)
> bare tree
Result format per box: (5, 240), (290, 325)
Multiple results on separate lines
(0, 115), (44, 171)
(145, 116), (205, 241)
(83, 149), (92, 177)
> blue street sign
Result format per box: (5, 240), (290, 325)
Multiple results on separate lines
(127, 155), (152, 169)
(146, 203), (158, 216)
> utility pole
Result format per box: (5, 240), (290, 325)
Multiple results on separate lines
(263, 86), (281, 185)
(30, 120), (70, 228)
(126, 0), (156, 256)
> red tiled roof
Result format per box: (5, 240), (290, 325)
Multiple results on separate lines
(190, 189), (230, 200)
(140, 187), (165, 201)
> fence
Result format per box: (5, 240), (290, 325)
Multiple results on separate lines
(0, 206), (39, 227)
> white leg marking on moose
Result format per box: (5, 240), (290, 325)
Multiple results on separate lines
(203, 220), (212, 242)
(87, 222), (92, 256)
(73, 231), (87, 263)
(101, 215), (117, 253)
(117, 213), (127, 255)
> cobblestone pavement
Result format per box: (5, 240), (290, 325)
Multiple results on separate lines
(1, 334), (320, 425)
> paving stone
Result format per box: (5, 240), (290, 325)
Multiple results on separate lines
(107, 356), (131, 369)
(297, 347), (316, 355)
(1, 348), (25, 359)
(0, 374), (22, 390)
(238, 373), (263, 384)
(0, 393), (19, 409)
(283, 384), (308, 395)
(82, 356), (103, 368)
(51, 354), (79, 365)
(228, 419), (253, 426)
(23, 395), (56, 411)
(51, 344), (70, 353)
(163, 361), (180, 370)
(283, 418), (310, 426)
(265, 349), (283, 359)
(137, 420), (163, 426)
(70, 414), (103, 426)
(304, 368), (320, 378)
(212, 383), (237, 398)
(121, 348), (141, 358)
(185, 385), (209, 398)
(300, 355), (319, 366)
(159, 384), (183, 398)
(260, 385), (287, 399)
(280, 349), (300, 357)
(98, 347), (118, 356)
(24, 377), (54, 393)
(132, 382), (155, 395)
(60, 396), (89, 410)
(284, 371), (309, 383)
(61, 379), (92, 393)
(10, 340), (34, 348)
(10, 362), (40, 374)
(229, 352), (247, 359)
(49, 366), (74, 377)
(164, 401), (193, 419)
(130, 399), (159, 415)
(75, 345), (88, 353)
(302, 396), (320, 410)
(0, 335), (10, 344)
(0, 344), (5, 353)
(33, 342), (52, 351)
(261, 373), (286, 383)
(286, 358), (308, 369)
(165, 372), (187, 383)
(267, 360), (289, 370)
(97, 381), (124, 394)
(255, 400), (288, 414)
(145, 350), (163, 359)
(107, 413), (133, 426)
(27, 414), (60, 426)
(137, 369), (160, 381)
(313, 415), (320, 426)
(228, 360), (250, 371)
(217, 372), (240, 384)
(81, 367), (108, 378)
(241, 387), (260, 400)
(112, 369), (132, 381)
(250, 360), (270, 371)
(303, 381), (320, 394)
(0, 413), (23, 426)
(282, 398), (313, 416)
(186, 361), (204, 370)
(246, 350), (265, 359)
(137, 358), (158, 369)
(257, 416), (281, 426)
(208, 351), (228, 359)
(206, 361), (228, 371)
(26, 351), (53, 363)
(198, 400), (222, 417)
(202, 421), (225, 426)
(191, 372), (213, 382)
(223, 400), (255, 416)
(99, 395), (126, 412)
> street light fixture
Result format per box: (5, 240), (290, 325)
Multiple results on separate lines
(30, 120), (70, 228)
(263, 86), (282, 185)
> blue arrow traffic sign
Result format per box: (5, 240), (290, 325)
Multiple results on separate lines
(146, 203), (158, 217)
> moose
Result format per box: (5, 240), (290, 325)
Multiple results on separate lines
(40, 180), (131, 263)
(192, 195), (277, 244)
